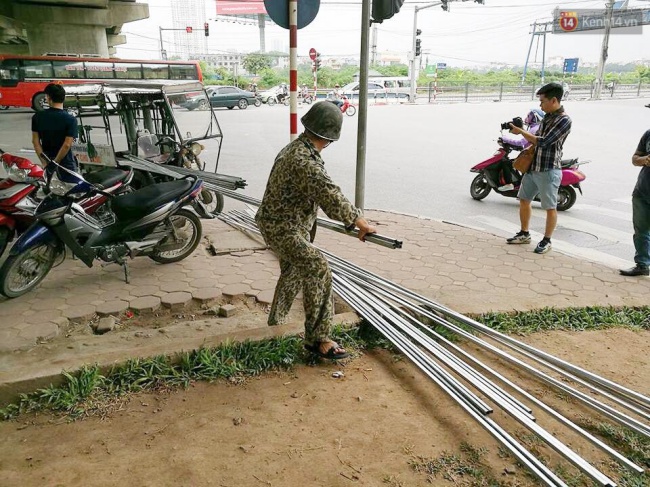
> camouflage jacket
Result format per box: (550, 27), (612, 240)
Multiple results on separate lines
(256, 134), (361, 236)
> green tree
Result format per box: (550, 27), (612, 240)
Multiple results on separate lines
(243, 53), (273, 75)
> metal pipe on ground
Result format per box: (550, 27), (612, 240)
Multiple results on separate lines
(324, 250), (650, 432)
(332, 276), (569, 487)
(219, 211), (645, 479)
(333, 271), (617, 486)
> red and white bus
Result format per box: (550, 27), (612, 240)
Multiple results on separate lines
(0, 54), (202, 111)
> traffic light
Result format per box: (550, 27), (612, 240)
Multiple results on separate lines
(314, 53), (321, 71)
(415, 29), (422, 57)
(204, 22), (210, 36)
(186, 26), (193, 33)
(371, 0), (405, 24)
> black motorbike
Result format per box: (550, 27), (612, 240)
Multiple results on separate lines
(0, 161), (205, 298)
(134, 133), (224, 214)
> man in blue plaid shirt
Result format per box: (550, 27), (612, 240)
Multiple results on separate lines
(505, 83), (572, 254)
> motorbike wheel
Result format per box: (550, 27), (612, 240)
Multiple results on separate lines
(149, 209), (202, 264)
(283, 98), (289, 106)
(267, 97), (276, 106)
(470, 174), (492, 200)
(304, 96), (313, 105)
(254, 99), (262, 107)
(556, 185), (577, 211)
(345, 105), (356, 116)
(199, 189), (225, 215)
(0, 243), (59, 298)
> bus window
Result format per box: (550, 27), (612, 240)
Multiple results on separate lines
(143, 64), (169, 79)
(114, 62), (142, 79)
(53, 61), (85, 79)
(0, 59), (20, 87)
(170, 64), (197, 80)
(84, 62), (115, 79)
(22, 59), (54, 78)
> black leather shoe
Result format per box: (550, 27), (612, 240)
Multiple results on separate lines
(619, 266), (650, 277)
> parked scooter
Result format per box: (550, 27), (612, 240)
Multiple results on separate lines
(134, 133), (224, 214)
(0, 149), (133, 258)
(0, 159), (204, 298)
(469, 135), (588, 212)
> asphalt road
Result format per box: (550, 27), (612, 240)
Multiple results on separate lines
(2, 97), (649, 269)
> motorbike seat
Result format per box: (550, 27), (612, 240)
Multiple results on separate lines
(84, 168), (131, 189)
(561, 158), (578, 168)
(112, 179), (193, 221)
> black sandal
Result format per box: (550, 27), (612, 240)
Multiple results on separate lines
(304, 342), (350, 360)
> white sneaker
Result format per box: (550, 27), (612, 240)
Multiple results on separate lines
(498, 183), (515, 191)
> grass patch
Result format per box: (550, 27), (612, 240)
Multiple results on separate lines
(474, 306), (650, 335)
(2, 305), (648, 423)
(1, 323), (384, 421)
(410, 442), (507, 486)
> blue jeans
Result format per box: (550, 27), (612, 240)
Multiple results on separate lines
(632, 195), (650, 268)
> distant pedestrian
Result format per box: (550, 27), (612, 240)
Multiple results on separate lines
(256, 102), (376, 360)
(31, 83), (78, 176)
(619, 105), (650, 277)
(506, 82), (572, 254)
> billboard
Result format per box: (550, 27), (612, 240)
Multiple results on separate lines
(553, 7), (650, 34)
(216, 0), (267, 15)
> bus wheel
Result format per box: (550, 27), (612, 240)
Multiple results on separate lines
(32, 93), (48, 111)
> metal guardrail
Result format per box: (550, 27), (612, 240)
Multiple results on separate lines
(425, 82), (650, 103)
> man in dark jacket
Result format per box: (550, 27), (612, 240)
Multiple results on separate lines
(620, 104), (650, 276)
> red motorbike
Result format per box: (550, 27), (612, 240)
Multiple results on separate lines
(339, 96), (356, 117)
(469, 139), (588, 211)
(0, 150), (133, 258)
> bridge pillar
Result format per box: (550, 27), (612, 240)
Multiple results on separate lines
(11, 1), (148, 57)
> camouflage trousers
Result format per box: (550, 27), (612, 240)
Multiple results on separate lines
(258, 227), (333, 346)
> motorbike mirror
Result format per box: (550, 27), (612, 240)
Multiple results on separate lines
(186, 131), (192, 139)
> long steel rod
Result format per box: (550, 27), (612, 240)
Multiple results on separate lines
(217, 190), (403, 249)
(325, 249), (650, 425)
(333, 277), (568, 487)
(333, 266), (535, 419)
(220, 213), (645, 476)
(339, 272), (644, 473)
(336, 278), (566, 487)
(334, 273), (616, 486)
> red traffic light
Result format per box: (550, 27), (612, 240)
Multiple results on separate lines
(186, 26), (193, 33)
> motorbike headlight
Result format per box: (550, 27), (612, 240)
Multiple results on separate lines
(7, 164), (31, 182)
(190, 142), (204, 156)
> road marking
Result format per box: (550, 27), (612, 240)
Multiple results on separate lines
(556, 214), (632, 243)
(570, 204), (632, 222)
(470, 214), (632, 270)
(612, 198), (632, 205)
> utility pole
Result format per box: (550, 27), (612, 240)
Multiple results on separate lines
(355, 0), (371, 208)
(594, 0), (615, 100)
(371, 23), (378, 65)
(521, 21), (552, 85)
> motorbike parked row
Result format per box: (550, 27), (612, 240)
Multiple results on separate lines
(0, 149), (133, 258)
(0, 154), (205, 298)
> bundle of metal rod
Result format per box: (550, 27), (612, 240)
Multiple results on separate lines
(218, 212), (646, 483)
(218, 205), (403, 250)
(324, 249), (650, 440)
(120, 154), (247, 190)
(329, 264), (644, 480)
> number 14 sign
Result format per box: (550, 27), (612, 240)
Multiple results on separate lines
(558, 11), (579, 32)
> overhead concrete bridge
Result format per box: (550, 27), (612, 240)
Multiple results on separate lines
(0, 0), (149, 58)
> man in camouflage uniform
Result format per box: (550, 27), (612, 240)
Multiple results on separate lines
(256, 101), (376, 360)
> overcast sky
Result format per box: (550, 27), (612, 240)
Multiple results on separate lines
(116, 0), (650, 68)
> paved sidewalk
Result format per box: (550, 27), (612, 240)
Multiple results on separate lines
(1, 209), (649, 401)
